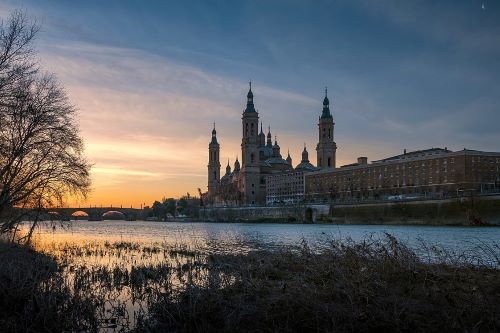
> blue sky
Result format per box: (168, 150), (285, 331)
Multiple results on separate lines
(1, 0), (499, 206)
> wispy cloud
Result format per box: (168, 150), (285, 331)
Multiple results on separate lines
(38, 40), (321, 206)
(3, 1), (499, 207)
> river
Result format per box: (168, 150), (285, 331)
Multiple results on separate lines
(20, 220), (499, 331)
(33, 220), (500, 259)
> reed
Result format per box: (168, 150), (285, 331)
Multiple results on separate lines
(1, 235), (499, 332)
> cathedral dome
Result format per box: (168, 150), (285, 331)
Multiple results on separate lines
(268, 157), (288, 165)
(295, 161), (317, 172)
(260, 145), (273, 159)
(296, 144), (317, 172)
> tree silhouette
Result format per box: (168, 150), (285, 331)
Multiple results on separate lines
(0, 11), (91, 241)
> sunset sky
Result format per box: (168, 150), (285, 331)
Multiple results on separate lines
(1, 1), (499, 208)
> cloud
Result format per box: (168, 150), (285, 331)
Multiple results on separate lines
(354, 1), (500, 52)
(5, 1), (498, 206)
(37, 40), (321, 206)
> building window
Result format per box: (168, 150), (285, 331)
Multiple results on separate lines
(328, 157), (331, 167)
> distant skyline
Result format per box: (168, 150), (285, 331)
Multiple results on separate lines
(1, 0), (499, 208)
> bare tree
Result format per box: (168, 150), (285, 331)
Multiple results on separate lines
(0, 11), (91, 241)
(0, 10), (38, 103)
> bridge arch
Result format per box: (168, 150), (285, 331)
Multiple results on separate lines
(102, 210), (126, 220)
(71, 210), (89, 220)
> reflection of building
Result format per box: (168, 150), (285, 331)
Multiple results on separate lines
(305, 148), (500, 202)
(206, 83), (334, 206)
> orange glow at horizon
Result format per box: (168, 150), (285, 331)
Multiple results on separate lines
(41, 42), (379, 209)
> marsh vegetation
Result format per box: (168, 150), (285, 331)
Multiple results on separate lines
(1, 230), (500, 332)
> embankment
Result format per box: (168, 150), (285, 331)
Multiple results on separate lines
(200, 196), (500, 225)
(332, 196), (500, 225)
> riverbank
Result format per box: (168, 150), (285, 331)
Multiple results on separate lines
(0, 239), (102, 331)
(332, 196), (500, 226)
(200, 196), (500, 226)
(1, 235), (499, 332)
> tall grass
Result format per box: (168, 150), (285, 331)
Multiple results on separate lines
(143, 235), (500, 332)
(0, 239), (111, 332)
(1, 235), (499, 332)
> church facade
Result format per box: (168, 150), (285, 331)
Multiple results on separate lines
(206, 83), (336, 206)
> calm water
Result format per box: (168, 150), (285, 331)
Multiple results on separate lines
(34, 220), (500, 257)
(24, 220), (500, 331)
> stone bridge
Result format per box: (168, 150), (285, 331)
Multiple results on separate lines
(52, 207), (143, 221)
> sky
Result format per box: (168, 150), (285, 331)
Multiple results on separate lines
(1, 0), (499, 208)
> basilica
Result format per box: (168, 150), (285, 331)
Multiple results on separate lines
(206, 83), (337, 206)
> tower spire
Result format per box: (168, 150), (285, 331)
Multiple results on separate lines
(244, 82), (255, 112)
(211, 122), (218, 143)
(286, 148), (292, 165)
(321, 87), (332, 119)
(267, 125), (272, 147)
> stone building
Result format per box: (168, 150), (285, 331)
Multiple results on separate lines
(305, 148), (500, 202)
(207, 124), (220, 195)
(265, 144), (318, 205)
(316, 88), (337, 169)
(204, 83), (500, 207)
(206, 83), (331, 206)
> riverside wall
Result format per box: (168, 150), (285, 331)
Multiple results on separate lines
(199, 196), (500, 225)
(199, 204), (330, 223)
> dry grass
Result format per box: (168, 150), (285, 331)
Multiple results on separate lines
(144, 235), (500, 332)
(0, 239), (108, 332)
(1, 236), (500, 332)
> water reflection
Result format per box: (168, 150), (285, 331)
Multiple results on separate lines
(20, 220), (500, 332)
(30, 220), (500, 254)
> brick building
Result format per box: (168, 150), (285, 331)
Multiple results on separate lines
(305, 148), (500, 203)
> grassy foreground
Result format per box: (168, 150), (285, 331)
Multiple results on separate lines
(1, 236), (500, 332)
(0, 240), (107, 332)
(144, 236), (500, 332)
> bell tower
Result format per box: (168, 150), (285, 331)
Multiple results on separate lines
(240, 82), (260, 205)
(208, 123), (220, 195)
(316, 88), (337, 169)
